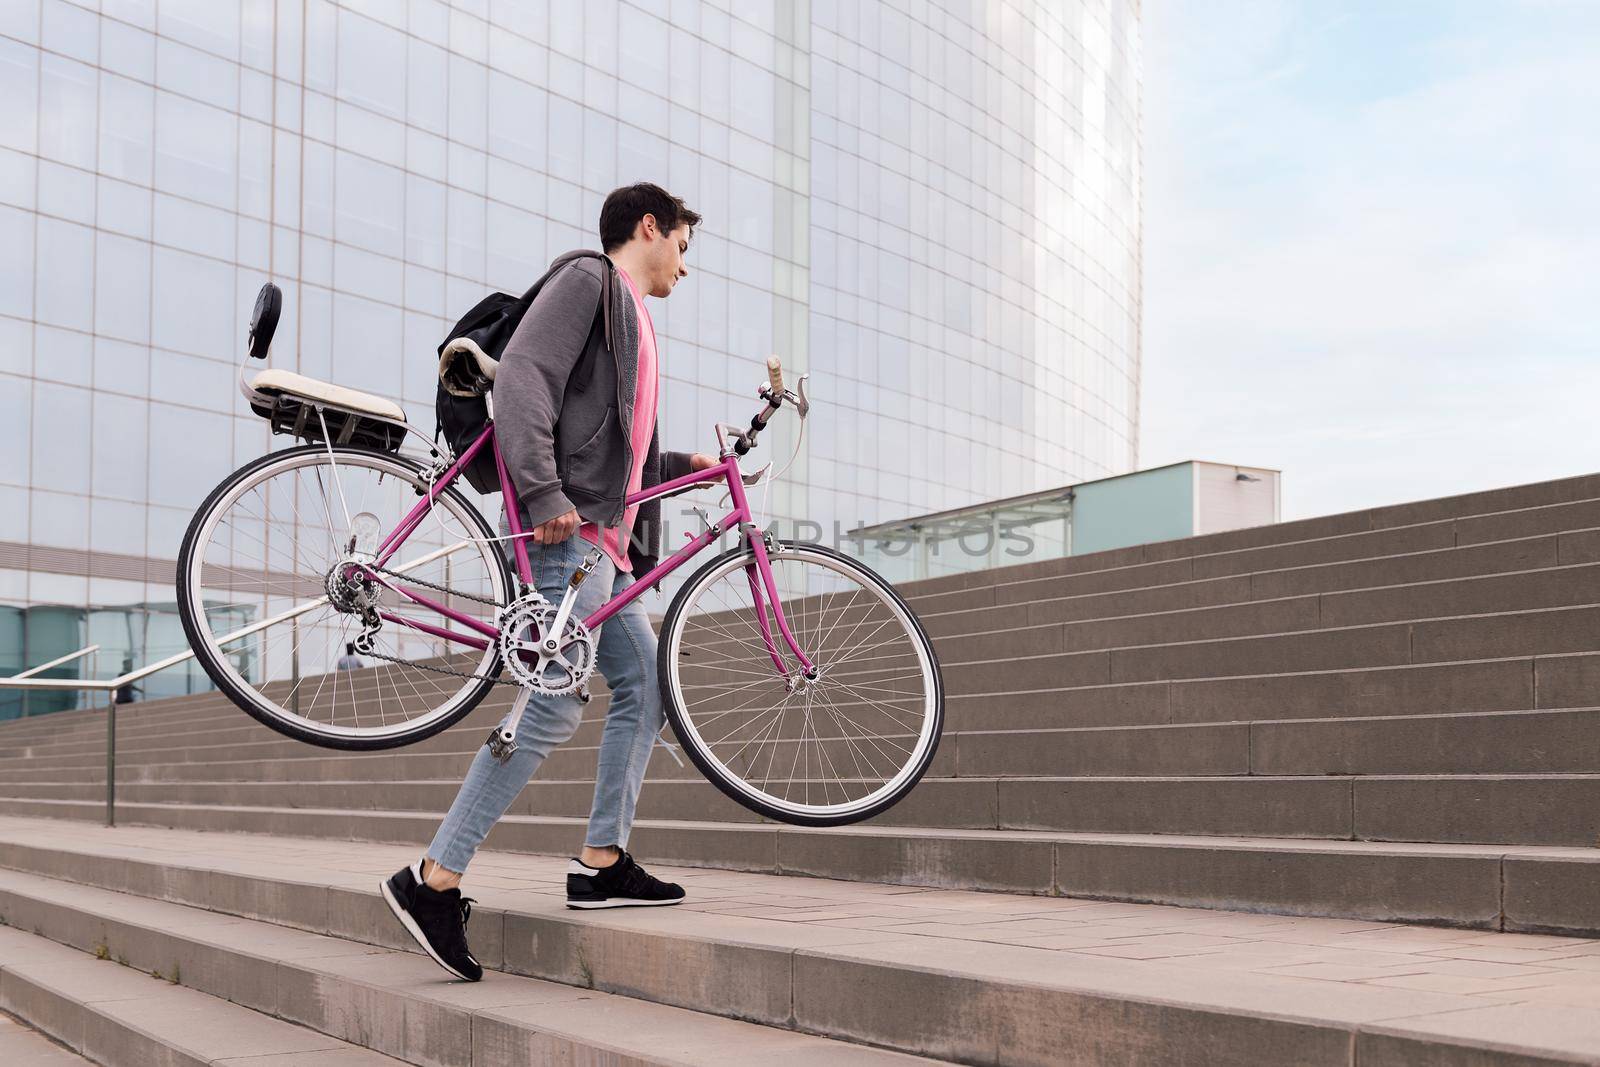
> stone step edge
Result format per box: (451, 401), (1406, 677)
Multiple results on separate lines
(9, 515), (1600, 745)
(0, 840), (1584, 1067)
(0, 867), (935, 1066)
(920, 542), (1600, 629)
(1, 798), (1596, 934)
(927, 557), (1600, 652)
(9, 771), (1600, 789)
(7, 662), (1596, 770)
(0, 923), (410, 1066)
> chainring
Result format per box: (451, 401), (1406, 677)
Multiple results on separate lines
(496, 592), (597, 696)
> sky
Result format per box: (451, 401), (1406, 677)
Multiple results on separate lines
(1139, 0), (1600, 521)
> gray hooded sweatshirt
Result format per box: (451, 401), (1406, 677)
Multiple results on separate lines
(492, 252), (694, 579)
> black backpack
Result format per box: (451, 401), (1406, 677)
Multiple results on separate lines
(434, 250), (618, 494)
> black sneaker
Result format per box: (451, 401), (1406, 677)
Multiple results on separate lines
(380, 859), (483, 981)
(566, 850), (686, 909)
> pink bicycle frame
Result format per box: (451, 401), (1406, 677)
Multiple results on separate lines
(356, 422), (815, 677)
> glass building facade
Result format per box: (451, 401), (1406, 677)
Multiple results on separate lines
(0, 0), (1141, 717)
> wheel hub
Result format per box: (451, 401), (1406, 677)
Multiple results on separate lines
(325, 557), (382, 615)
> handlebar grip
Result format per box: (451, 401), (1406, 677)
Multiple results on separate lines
(766, 356), (784, 397)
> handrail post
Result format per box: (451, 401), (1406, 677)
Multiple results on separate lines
(105, 692), (116, 827)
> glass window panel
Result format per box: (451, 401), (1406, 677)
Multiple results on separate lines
(154, 91), (237, 209)
(331, 292), (401, 390)
(31, 382), (90, 494)
(32, 217), (92, 332)
(334, 150), (404, 258)
(146, 403), (231, 510)
(151, 246), (236, 360)
(153, 192), (235, 261)
(445, 188), (486, 280)
(334, 243), (402, 304)
(487, 72), (547, 171)
(30, 491), (90, 553)
(405, 174), (446, 270)
(155, 36), (238, 112)
(407, 38), (448, 135)
(41, 0), (97, 64)
(90, 232), (151, 345)
(448, 55), (488, 148)
(0, 375), (30, 486)
(336, 11), (407, 119)
(97, 73), (154, 186)
(582, 108), (616, 192)
(158, 0), (241, 60)
(91, 392), (148, 501)
(546, 95), (582, 184)
(486, 202), (545, 290)
(619, 9), (669, 95)
(38, 53), (96, 170)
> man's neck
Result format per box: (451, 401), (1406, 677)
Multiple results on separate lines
(608, 247), (651, 293)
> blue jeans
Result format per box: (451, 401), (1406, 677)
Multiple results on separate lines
(425, 508), (664, 873)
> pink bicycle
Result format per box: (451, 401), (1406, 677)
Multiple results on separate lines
(176, 284), (943, 826)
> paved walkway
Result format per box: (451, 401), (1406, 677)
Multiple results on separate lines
(2, 816), (1598, 1013)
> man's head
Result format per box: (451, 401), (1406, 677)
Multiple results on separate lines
(599, 182), (701, 298)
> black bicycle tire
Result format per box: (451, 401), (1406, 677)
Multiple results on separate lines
(657, 540), (944, 827)
(176, 443), (512, 751)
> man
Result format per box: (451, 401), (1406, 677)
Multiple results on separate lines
(381, 183), (713, 982)
(335, 643), (363, 671)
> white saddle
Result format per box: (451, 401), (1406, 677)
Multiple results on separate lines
(243, 368), (405, 422)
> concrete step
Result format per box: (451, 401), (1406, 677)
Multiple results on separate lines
(0, 1009), (94, 1066)
(903, 471), (1600, 601)
(17, 646), (1595, 760)
(949, 605), (1600, 692)
(3, 819), (1600, 1065)
(0, 925), (407, 1067)
(0, 870), (930, 1067)
(3, 800), (1598, 934)
(921, 526), (1573, 637)
(8, 770), (1598, 845)
(9, 634), (1600, 787)
(6, 707), (1600, 794)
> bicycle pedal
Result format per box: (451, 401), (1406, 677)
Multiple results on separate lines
(485, 726), (518, 762)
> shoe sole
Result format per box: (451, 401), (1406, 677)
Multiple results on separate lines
(566, 897), (685, 909)
(379, 877), (481, 982)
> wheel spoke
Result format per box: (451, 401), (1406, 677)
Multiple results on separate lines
(663, 546), (940, 824)
(179, 447), (511, 747)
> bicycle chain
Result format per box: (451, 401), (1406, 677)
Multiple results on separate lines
(345, 560), (520, 686)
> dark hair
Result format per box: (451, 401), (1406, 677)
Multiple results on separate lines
(345, 643), (355, 655)
(599, 182), (701, 253)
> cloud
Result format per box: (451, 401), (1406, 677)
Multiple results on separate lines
(1141, 0), (1600, 519)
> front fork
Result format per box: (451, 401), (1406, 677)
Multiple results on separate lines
(740, 524), (817, 688)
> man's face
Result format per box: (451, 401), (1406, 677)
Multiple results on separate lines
(643, 218), (691, 298)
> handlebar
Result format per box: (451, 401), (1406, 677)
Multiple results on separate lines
(717, 356), (808, 458)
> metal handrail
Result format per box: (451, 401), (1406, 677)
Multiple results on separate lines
(0, 542), (476, 826)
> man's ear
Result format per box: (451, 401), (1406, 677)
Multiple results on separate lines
(640, 212), (659, 240)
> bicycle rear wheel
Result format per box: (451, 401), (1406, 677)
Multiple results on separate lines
(176, 444), (514, 750)
(659, 542), (943, 826)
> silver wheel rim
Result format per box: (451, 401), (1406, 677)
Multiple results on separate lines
(664, 545), (939, 820)
(182, 448), (509, 741)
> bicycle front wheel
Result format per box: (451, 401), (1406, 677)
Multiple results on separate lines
(659, 542), (943, 826)
(176, 444), (514, 750)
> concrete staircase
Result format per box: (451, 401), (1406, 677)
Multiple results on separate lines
(2, 472), (1600, 1063)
